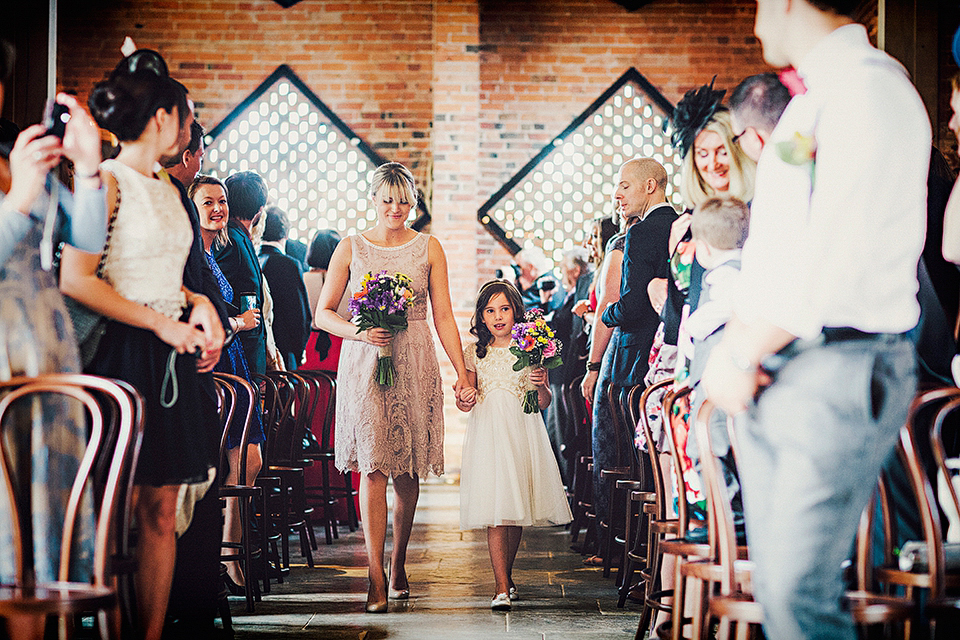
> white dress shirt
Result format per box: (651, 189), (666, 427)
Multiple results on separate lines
(734, 23), (931, 340)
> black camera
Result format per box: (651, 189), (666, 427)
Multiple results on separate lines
(43, 100), (70, 139)
(539, 279), (556, 292)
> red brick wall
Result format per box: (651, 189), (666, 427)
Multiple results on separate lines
(475, 0), (768, 275)
(59, 0), (436, 183)
(57, 0), (774, 470)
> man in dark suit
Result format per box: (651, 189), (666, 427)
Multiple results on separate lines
(215, 171), (268, 375)
(259, 206), (311, 370)
(160, 113), (228, 637)
(600, 158), (676, 389)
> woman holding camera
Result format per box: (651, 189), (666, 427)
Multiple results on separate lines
(0, 40), (108, 639)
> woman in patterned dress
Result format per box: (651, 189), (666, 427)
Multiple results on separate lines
(315, 162), (468, 613)
(190, 174), (265, 592)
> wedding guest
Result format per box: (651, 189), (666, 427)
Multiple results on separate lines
(544, 247), (592, 486)
(572, 215), (618, 330)
(579, 159), (674, 566)
(702, 1), (929, 637)
(315, 162), (468, 612)
(60, 50), (223, 640)
(215, 170), (268, 374)
(260, 205), (310, 370)
(0, 38), (107, 639)
(190, 174), (265, 594)
(728, 73), (792, 164)
(160, 113), (230, 636)
(302, 228), (344, 370)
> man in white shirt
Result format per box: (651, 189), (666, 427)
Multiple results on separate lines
(702, 1), (930, 638)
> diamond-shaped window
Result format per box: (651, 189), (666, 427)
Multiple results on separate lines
(203, 65), (428, 243)
(478, 68), (680, 264)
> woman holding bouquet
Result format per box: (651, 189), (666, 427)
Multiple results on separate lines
(315, 162), (468, 613)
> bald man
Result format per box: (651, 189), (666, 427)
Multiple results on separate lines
(600, 158), (677, 388)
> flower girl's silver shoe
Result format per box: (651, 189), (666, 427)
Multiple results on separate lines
(491, 592), (511, 611)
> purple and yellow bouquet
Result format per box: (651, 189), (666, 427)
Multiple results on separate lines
(510, 309), (563, 413)
(348, 270), (415, 387)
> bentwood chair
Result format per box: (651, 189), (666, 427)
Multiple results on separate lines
(261, 371), (315, 569)
(214, 372), (265, 613)
(618, 378), (671, 609)
(704, 399), (919, 640)
(566, 375), (594, 547)
(0, 375), (140, 640)
(928, 393), (960, 633)
(299, 370), (359, 544)
(867, 389), (960, 637)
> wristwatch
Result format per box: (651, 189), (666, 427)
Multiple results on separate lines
(586, 361), (601, 372)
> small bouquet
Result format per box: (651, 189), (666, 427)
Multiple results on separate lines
(510, 309), (563, 413)
(348, 270), (415, 386)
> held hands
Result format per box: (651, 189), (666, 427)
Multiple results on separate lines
(187, 295), (225, 373)
(361, 327), (393, 347)
(456, 385), (477, 412)
(156, 316), (208, 356)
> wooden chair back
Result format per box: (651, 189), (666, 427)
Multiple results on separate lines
(662, 385), (694, 535)
(693, 400), (734, 592)
(0, 374), (140, 637)
(637, 378), (673, 520)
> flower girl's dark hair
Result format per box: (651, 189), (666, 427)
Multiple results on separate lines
(470, 279), (524, 359)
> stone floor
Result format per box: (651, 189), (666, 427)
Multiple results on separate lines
(226, 479), (641, 639)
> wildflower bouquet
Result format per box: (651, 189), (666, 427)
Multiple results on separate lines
(510, 309), (563, 413)
(348, 270), (415, 386)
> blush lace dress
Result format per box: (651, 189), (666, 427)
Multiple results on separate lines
(335, 233), (444, 478)
(459, 344), (572, 530)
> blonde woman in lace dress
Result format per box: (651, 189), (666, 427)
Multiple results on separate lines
(316, 162), (468, 613)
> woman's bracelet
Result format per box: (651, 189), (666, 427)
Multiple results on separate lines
(586, 361), (601, 372)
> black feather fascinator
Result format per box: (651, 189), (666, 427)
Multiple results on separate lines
(670, 76), (726, 159)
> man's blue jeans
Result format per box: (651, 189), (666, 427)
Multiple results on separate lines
(736, 335), (915, 640)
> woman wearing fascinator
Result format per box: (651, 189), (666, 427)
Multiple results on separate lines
(639, 79), (756, 631)
(59, 49), (223, 640)
(645, 79), (756, 386)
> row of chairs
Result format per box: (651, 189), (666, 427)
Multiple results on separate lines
(211, 368), (358, 616)
(605, 381), (960, 639)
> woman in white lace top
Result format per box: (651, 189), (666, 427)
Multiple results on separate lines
(59, 51), (224, 640)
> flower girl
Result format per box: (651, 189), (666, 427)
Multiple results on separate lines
(457, 280), (572, 611)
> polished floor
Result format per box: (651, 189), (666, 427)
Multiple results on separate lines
(227, 479), (640, 639)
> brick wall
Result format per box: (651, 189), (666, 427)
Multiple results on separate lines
(57, 0), (774, 472)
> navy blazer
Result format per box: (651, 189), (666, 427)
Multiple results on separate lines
(601, 203), (677, 387)
(259, 245), (311, 369)
(214, 219), (267, 375)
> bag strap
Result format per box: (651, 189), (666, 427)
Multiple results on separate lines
(95, 176), (121, 278)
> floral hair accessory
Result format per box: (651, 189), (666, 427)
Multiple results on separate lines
(670, 76), (726, 159)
